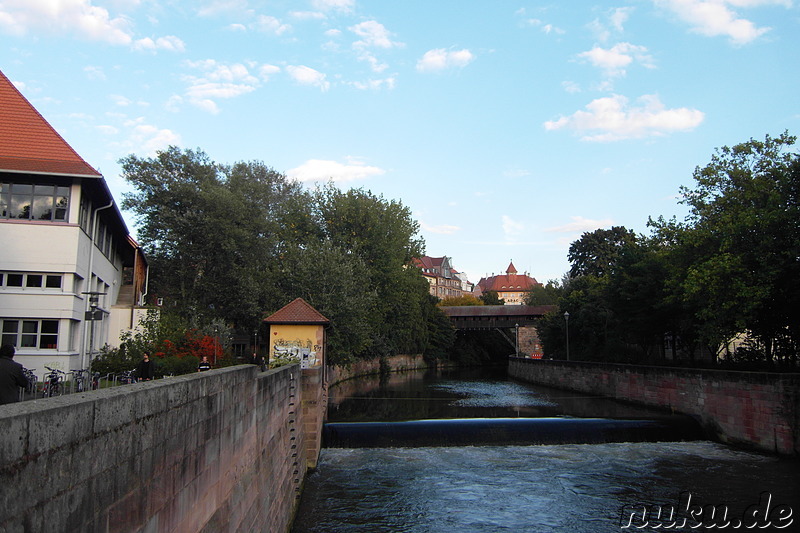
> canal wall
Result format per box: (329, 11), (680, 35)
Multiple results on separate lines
(508, 358), (800, 456)
(327, 353), (429, 385)
(0, 364), (315, 533)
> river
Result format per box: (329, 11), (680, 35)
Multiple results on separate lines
(292, 367), (799, 532)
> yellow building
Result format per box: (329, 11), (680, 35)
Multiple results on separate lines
(264, 298), (329, 368)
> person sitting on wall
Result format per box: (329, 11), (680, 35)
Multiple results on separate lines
(198, 356), (211, 372)
(137, 352), (155, 381)
(0, 344), (29, 404)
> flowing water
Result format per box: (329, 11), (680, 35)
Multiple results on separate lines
(292, 367), (799, 532)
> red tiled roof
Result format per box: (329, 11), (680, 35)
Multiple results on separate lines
(264, 298), (330, 324)
(0, 69), (100, 177)
(479, 274), (540, 292)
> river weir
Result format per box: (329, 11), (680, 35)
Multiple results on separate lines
(292, 367), (799, 532)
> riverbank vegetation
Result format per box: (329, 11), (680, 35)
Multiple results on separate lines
(115, 147), (455, 367)
(532, 132), (798, 369)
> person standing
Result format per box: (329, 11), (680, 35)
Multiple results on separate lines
(136, 352), (155, 381)
(0, 344), (29, 404)
(197, 356), (211, 372)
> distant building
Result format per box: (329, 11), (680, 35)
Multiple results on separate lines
(412, 255), (471, 300)
(0, 69), (149, 376)
(473, 261), (541, 305)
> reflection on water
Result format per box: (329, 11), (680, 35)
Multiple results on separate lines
(328, 366), (672, 422)
(293, 443), (800, 533)
(293, 368), (799, 532)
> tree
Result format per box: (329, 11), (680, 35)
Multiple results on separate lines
(524, 280), (563, 306)
(439, 294), (484, 306)
(312, 184), (428, 357)
(568, 226), (637, 278)
(275, 240), (377, 366)
(678, 132), (800, 363)
(120, 148), (307, 329)
(479, 291), (504, 305)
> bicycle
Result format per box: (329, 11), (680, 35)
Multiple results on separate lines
(42, 366), (66, 397)
(22, 367), (37, 396)
(117, 369), (138, 385)
(71, 369), (89, 393)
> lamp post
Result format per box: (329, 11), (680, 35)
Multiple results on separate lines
(214, 326), (219, 365)
(564, 311), (570, 361)
(515, 323), (519, 357)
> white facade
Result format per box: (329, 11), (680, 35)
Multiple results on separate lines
(0, 180), (147, 377)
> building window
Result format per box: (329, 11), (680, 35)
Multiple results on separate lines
(1, 319), (59, 349)
(0, 182), (70, 221)
(1, 272), (63, 289)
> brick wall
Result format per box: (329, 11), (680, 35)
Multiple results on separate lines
(0, 364), (310, 533)
(509, 359), (800, 456)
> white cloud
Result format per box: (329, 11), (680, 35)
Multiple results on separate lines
(349, 21), (403, 73)
(179, 60), (264, 113)
(578, 42), (655, 77)
(589, 7), (635, 41)
(84, 65), (106, 81)
(311, 0), (354, 12)
(0, 0), (133, 44)
(255, 15), (291, 35)
(502, 215), (525, 238)
(111, 94), (132, 106)
(351, 77), (396, 90)
(259, 64), (281, 80)
(0, 0), (184, 51)
(287, 159), (385, 183)
(96, 124), (119, 135)
(562, 81), (581, 94)
(421, 222), (461, 235)
(133, 35), (186, 52)
(544, 94), (704, 141)
(197, 0), (249, 17)
(654, 0), (787, 44)
(350, 20), (401, 49)
(290, 11), (326, 20)
(546, 216), (615, 234)
(119, 117), (181, 155)
(416, 48), (475, 72)
(286, 65), (330, 91)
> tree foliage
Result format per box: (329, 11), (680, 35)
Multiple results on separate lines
(120, 147), (452, 366)
(540, 132), (799, 368)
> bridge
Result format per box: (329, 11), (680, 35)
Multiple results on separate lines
(439, 304), (556, 356)
(439, 305), (555, 329)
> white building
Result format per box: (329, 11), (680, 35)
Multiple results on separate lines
(0, 69), (149, 377)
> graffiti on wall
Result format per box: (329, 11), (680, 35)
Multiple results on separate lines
(273, 338), (322, 369)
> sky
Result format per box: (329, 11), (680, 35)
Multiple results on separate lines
(1, 0), (798, 286)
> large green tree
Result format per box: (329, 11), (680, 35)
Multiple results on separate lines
(677, 132), (800, 362)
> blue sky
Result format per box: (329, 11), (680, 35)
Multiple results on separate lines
(2, 0), (798, 285)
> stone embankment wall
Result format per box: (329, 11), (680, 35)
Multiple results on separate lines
(327, 354), (428, 385)
(0, 364), (311, 533)
(509, 358), (800, 456)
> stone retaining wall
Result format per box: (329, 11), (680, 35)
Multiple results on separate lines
(509, 358), (800, 456)
(0, 364), (306, 533)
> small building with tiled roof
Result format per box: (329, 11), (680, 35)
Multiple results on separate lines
(473, 261), (541, 305)
(264, 298), (329, 368)
(0, 68), (148, 377)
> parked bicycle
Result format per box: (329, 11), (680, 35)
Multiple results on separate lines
(22, 367), (37, 396)
(70, 369), (90, 393)
(117, 369), (138, 385)
(42, 366), (66, 397)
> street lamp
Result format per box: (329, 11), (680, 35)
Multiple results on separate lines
(515, 323), (519, 357)
(564, 311), (570, 361)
